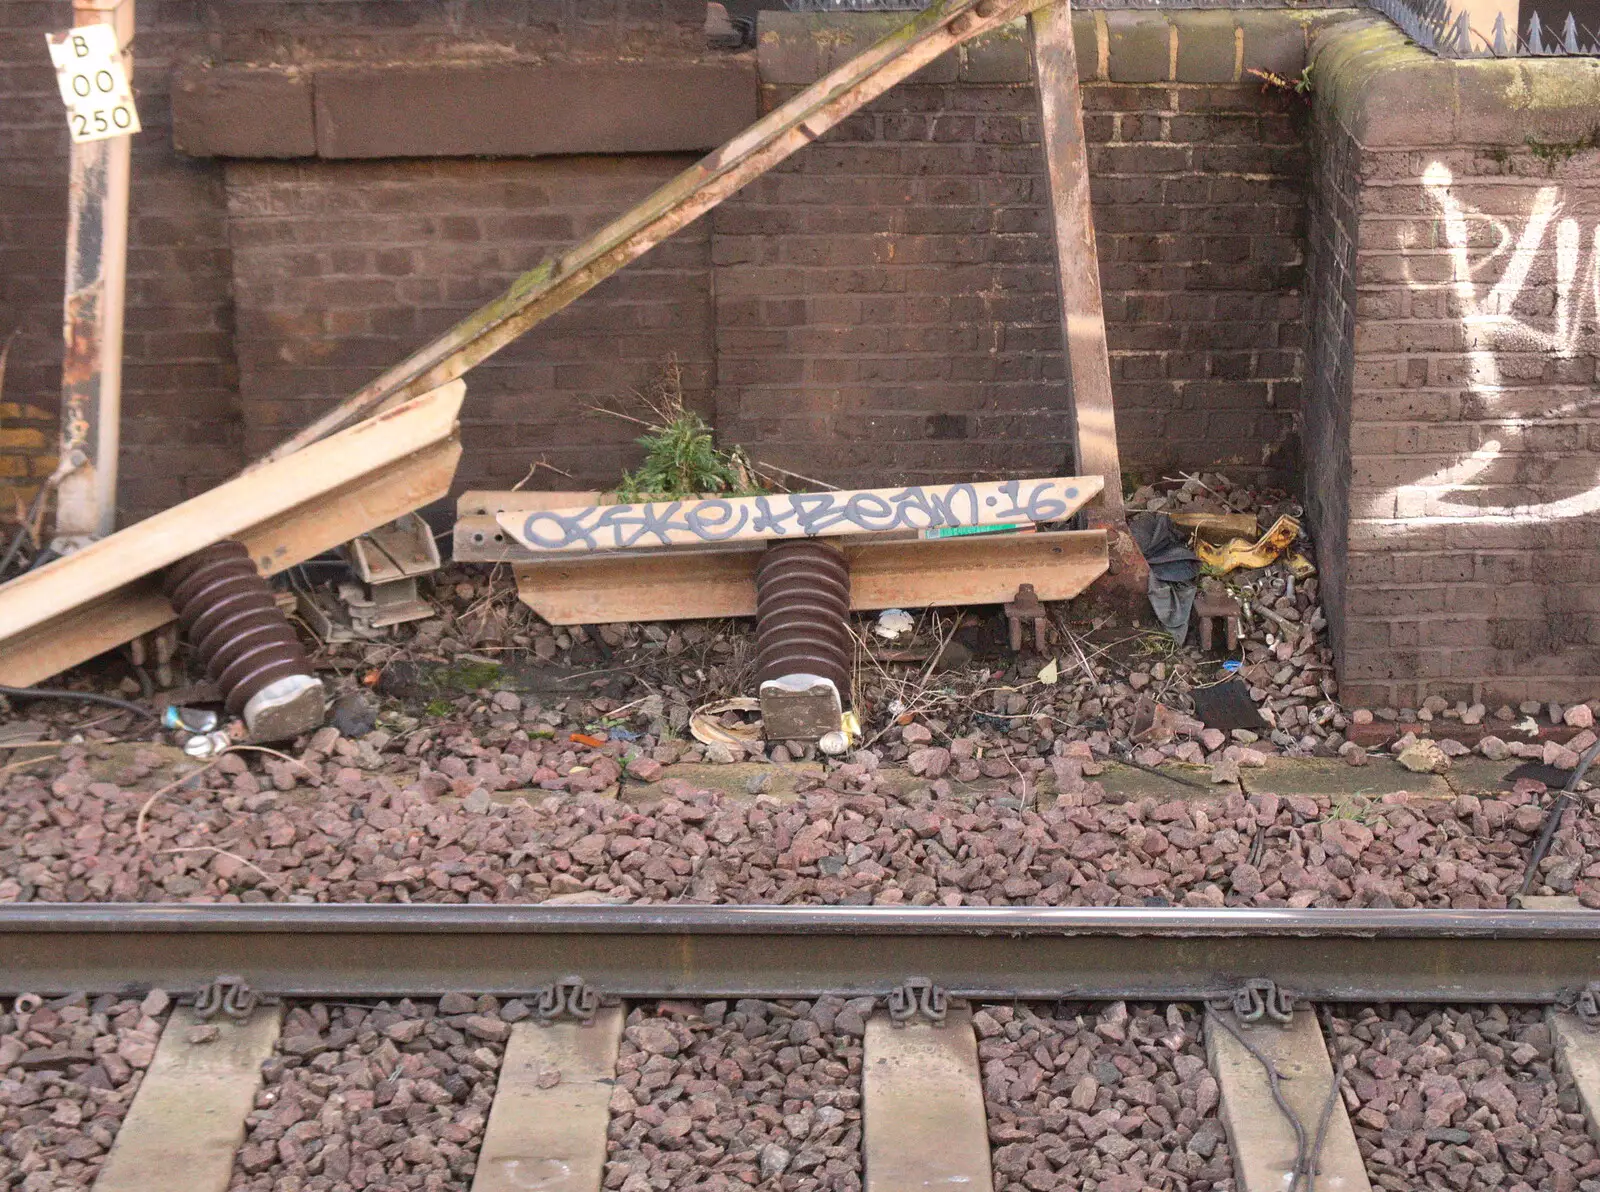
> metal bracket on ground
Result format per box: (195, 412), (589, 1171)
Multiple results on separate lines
(887, 977), (948, 1025)
(535, 975), (601, 1024)
(1565, 981), (1600, 1030)
(192, 973), (259, 1021)
(1212, 978), (1295, 1027)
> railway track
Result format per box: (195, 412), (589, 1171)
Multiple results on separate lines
(6, 903), (1600, 1192)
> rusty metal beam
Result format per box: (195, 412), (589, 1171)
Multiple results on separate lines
(4, 904), (1600, 1002)
(53, 0), (136, 547)
(256, 0), (1053, 464)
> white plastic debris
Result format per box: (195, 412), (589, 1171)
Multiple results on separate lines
(874, 609), (914, 641)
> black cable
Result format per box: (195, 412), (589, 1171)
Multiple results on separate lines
(1207, 1007), (1314, 1191)
(0, 685), (159, 721)
(1305, 1004), (1346, 1192)
(1517, 734), (1600, 898)
(0, 484), (50, 578)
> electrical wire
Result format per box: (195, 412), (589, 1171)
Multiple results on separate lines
(1517, 733), (1600, 898)
(0, 484), (49, 578)
(1207, 1008), (1314, 1190)
(0, 684), (158, 721)
(1208, 1004), (1338, 1192)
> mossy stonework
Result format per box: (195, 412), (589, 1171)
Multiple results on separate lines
(1303, 18), (1600, 708)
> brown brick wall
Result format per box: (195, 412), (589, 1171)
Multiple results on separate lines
(0, 0), (709, 525)
(226, 157), (714, 489)
(724, 10), (1323, 491)
(714, 71), (1308, 488)
(1309, 20), (1600, 708)
(0, 6), (1336, 524)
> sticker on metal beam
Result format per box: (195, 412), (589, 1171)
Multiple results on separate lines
(496, 475), (1103, 554)
(47, 24), (141, 143)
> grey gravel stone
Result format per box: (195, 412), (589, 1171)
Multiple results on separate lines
(607, 1000), (862, 1192)
(1329, 1004), (1597, 1192)
(228, 998), (506, 1191)
(1, 993), (163, 1191)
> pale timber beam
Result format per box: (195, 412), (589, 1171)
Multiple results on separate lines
(0, 382), (463, 685)
(1029, 0), (1124, 521)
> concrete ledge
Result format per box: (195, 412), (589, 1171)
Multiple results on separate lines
(758, 9), (1359, 88)
(173, 58), (759, 159)
(1313, 16), (1600, 148)
(173, 65), (316, 158)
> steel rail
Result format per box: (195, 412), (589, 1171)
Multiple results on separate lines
(4, 904), (1599, 1002)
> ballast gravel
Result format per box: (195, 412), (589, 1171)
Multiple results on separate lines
(1, 991), (166, 1192)
(228, 996), (512, 1192)
(979, 1001), (1235, 1192)
(6, 744), (1596, 909)
(606, 999), (864, 1192)
(1328, 1005), (1599, 1192)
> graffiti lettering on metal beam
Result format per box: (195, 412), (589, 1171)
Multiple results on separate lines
(496, 477), (1102, 554)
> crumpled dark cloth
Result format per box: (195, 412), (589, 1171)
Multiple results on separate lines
(1130, 512), (1201, 583)
(1131, 512), (1201, 643)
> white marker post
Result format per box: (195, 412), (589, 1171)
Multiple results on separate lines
(46, 3), (139, 548)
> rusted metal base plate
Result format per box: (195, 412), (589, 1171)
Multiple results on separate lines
(94, 1005), (283, 1192)
(472, 1007), (624, 1192)
(512, 529), (1108, 625)
(863, 1007), (993, 1192)
(1207, 1007), (1372, 1192)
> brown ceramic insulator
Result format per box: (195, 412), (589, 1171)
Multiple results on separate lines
(754, 539), (852, 702)
(164, 540), (312, 717)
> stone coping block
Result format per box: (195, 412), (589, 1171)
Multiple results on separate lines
(1313, 16), (1600, 148)
(174, 57), (758, 159)
(757, 8), (1359, 87)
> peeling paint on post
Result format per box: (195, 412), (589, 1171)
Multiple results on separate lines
(53, 0), (135, 547)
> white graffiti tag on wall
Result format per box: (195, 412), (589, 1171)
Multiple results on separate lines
(1382, 162), (1600, 523)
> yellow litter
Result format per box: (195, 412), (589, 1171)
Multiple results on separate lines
(1196, 514), (1300, 574)
(1283, 552), (1317, 579)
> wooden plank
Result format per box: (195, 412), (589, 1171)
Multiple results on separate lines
(1552, 1006), (1600, 1145)
(472, 1007), (624, 1192)
(0, 436), (460, 685)
(1029, 1), (1124, 522)
(0, 380), (463, 645)
(93, 1005), (283, 1192)
(514, 528), (1108, 624)
(495, 476), (1102, 555)
(1206, 1007), (1372, 1192)
(863, 1006), (993, 1192)
(260, 0), (1054, 461)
